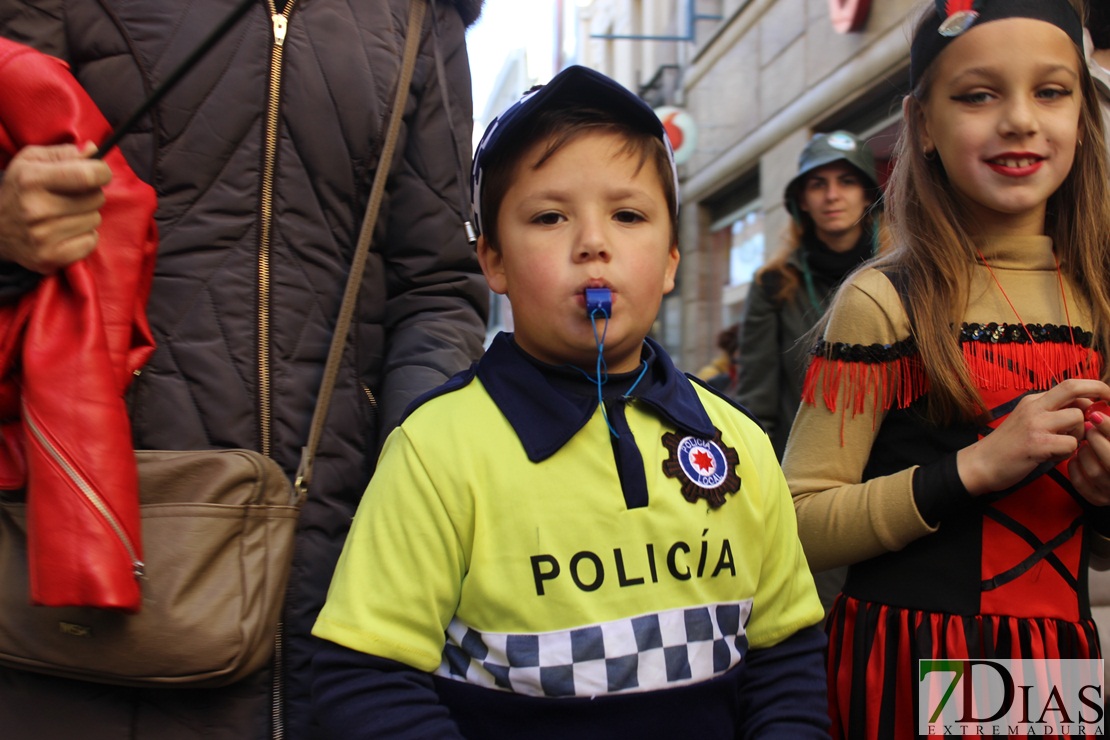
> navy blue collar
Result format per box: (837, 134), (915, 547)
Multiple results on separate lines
(477, 332), (715, 462)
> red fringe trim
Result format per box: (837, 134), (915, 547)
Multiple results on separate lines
(802, 355), (929, 446)
(802, 355), (928, 417)
(962, 342), (1103, 393)
(802, 345), (1105, 445)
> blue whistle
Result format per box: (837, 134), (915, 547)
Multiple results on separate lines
(585, 288), (612, 317)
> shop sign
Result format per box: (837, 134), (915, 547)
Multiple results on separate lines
(829, 0), (871, 33)
(654, 106), (697, 166)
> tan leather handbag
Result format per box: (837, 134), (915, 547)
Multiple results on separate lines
(0, 0), (425, 688)
(0, 449), (298, 686)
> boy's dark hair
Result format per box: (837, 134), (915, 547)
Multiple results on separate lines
(479, 106), (678, 251)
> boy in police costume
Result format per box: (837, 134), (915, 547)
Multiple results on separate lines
(311, 66), (828, 739)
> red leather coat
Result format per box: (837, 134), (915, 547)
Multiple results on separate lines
(0, 38), (157, 611)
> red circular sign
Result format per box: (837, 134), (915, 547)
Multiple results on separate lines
(654, 106), (697, 166)
(829, 0), (871, 33)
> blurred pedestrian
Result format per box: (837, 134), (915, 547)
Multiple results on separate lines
(695, 323), (740, 394)
(736, 130), (881, 462)
(737, 131), (881, 617)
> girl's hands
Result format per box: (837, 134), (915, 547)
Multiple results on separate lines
(957, 379), (1109, 496)
(1069, 400), (1110, 506)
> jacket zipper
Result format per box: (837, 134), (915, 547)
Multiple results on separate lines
(263, 4), (294, 739)
(260, 3), (291, 459)
(23, 412), (143, 579)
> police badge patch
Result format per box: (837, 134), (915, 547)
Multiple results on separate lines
(661, 429), (741, 508)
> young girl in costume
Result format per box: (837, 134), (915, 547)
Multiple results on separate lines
(783, 1), (1110, 737)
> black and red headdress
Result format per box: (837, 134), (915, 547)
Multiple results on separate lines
(910, 0), (1084, 87)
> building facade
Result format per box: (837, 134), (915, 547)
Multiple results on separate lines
(575, 0), (921, 372)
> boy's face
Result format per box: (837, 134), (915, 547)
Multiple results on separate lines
(478, 130), (679, 374)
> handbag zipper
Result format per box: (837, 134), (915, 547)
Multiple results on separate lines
(23, 412), (143, 578)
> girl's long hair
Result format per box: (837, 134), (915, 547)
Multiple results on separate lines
(858, 1), (1110, 425)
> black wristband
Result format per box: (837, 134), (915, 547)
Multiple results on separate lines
(912, 454), (973, 527)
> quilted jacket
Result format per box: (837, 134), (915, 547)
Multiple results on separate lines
(0, 1), (488, 738)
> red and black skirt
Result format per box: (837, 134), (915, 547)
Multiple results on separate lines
(825, 594), (1101, 740)
(825, 443), (1102, 740)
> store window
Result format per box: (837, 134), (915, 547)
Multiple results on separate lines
(726, 207), (765, 288)
(707, 172), (763, 327)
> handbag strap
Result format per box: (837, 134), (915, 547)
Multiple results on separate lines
(293, 0), (426, 498)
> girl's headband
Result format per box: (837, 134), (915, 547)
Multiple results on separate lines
(910, 0), (1084, 88)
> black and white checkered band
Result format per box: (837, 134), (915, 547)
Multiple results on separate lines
(435, 600), (752, 698)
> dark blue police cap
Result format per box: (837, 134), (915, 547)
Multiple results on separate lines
(470, 65), (679, 238)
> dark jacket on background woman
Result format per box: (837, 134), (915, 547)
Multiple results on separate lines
(737, 232), (873, 458)
(0, 0), (488, 738)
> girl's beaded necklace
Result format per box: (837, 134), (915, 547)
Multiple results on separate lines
(975, 246), (1076, 386)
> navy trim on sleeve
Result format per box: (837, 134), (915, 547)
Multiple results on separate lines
(734, 624), (831, 738)
(312, 639), (464, 739)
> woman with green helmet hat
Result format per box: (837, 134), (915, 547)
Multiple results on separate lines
(737, 131), (881, 456)
(736, 130), (881, 612)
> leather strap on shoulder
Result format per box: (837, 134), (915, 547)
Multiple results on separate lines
(295, 0), (427, 498)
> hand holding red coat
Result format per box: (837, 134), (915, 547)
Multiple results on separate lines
(0, 37), (158, 611)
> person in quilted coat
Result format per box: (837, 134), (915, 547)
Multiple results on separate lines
(0, 0), (488, 737)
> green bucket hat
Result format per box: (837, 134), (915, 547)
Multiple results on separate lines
(784, 131), (878, 222)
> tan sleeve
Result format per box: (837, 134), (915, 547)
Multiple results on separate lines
(783, 269), (936, 572)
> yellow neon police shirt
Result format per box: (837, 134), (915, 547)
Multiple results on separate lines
(314, 348), (821, 698)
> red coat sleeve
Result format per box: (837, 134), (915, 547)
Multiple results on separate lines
(0, 37), (158, 611)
